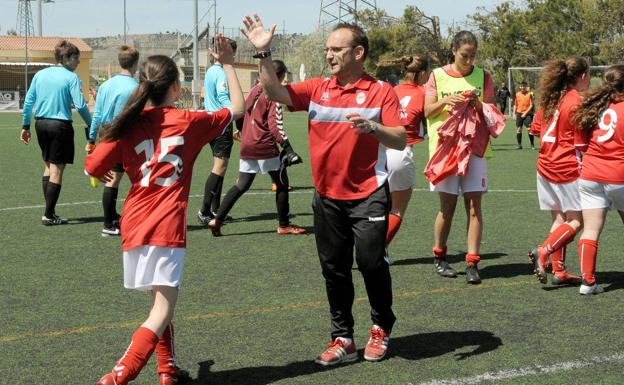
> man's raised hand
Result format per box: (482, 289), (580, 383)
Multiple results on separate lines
(240, 14), (276, 51)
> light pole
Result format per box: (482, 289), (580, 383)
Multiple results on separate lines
(123, 0), (127, 44)
(192, 0), (199, 109)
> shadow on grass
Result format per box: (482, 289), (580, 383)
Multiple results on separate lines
(391, 252), (507, 267)
(540, 271), (624, 293)
(189, 330), (501, 385)
(66, 216), (104, 225)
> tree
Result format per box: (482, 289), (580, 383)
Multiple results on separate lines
(288, 27), (328, 79)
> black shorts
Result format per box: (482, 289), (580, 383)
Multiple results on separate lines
(210, 123), (234, 159)
(111, 163), (124, 172)
(516, 113), (533, 128)
(35, 118), (74, 164)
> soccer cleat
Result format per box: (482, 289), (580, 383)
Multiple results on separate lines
(41, 214), (68, 226)
(314, 337), (357, 366)
(197, 210), (214, 225)
(211, 211), (233, 223)
(465, 264), (481, 284)
(551, 271), (582, 285)
(529, 247), (548, 284)
(277, 224), (306, 235)
(579, 280), (604, 295)
(102, 225), (121, 237)
(95, 372), (118, 385)
(207, 218), (223, 237)
(364, 325), (390, 362)
(434, 258), (457, 278)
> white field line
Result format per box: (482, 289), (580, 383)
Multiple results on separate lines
(0, 188), (536, 212)
(411, 352), (624, 385)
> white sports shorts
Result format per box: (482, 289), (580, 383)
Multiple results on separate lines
(239, 156), (281, 174)
(579, 179), (624, 211)
(536, 174), (581, 212)
(387, 146), (416, 192)
(430, 155), (488, 195)
(123, 245), (185, 291)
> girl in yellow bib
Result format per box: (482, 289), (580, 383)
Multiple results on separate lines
(423, 31), (496, 284)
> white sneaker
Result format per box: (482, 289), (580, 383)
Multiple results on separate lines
(579, 280), (604, 295)
(101, 226), (121, 237)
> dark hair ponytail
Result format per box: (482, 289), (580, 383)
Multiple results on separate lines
(573, 64), (624, 133)
(400, 54), (429, 83)
(537, 56), (589, 121)
(100, 55), (179, 141)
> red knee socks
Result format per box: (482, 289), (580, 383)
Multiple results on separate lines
(386, 213), (402, 245)
(156, 322), (177, 377)
(578, 239), (598, 285)
(111, 327), (159, 384)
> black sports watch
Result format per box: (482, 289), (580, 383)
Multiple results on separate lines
(252, 50), (272, 59)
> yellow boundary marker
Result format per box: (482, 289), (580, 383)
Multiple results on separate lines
(1, 279), (531, 343)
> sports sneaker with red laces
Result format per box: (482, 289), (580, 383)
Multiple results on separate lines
(314, 337), (357, 366)
(277, 224), (306, 235)
(95, 372), (119, 385)
(552, 270), (582, 285)
(364, 325), (390, 362)
(207, 218), (223, 237)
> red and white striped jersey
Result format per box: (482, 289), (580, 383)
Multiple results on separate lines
(286, 74), (405, 200)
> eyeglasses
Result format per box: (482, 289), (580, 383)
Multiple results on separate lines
(323, 46), (355, 54)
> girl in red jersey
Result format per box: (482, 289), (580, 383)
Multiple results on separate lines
(572, 65), (624, 295)
(86, 36), (244, 385)
(528, 57), (590, 285)
(385, 55), (429, 254)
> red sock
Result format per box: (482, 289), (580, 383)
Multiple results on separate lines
(578, 239), (598, 285)
(156, 322), (177, 377)
(465, 253), (481, 266)
(543, 223), (576, 254)
(112, 327), (159, 384)
(432, 246), (447, 259)
(386, 213), (402, 245)
(550, 246), (564, 273)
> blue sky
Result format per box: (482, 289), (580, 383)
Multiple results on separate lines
(0, 0), (505, 37)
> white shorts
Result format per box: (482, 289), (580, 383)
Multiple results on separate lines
(536, 174), (581, 212)
(123, 245), (185, 291)
(387, 146), (415, 192)
(239, 156), (281, 174)
(579, 179), (624, 211)
(430, 155), (488, 195)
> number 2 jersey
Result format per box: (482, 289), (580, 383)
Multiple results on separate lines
(529, 89), (588, 184)
(581, 101), (624, 184)
(85, 106), (232, 250)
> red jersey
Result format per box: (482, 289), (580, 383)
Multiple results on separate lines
(286, 74), (405, 200)
(394, 82), (425, 145)
(533, 89), (588, 183)
(239, 83), (287, 160)
(581, 101), (624, 184)
(85, 106), (232, 250)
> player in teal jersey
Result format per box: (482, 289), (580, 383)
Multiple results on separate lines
(87, 46), (140, 236)
(20, 40), (92, 225)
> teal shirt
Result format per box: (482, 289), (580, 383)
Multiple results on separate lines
(203, 63), (231, 112)
(88, 74), (138, 141)
(22, 66), (91, 127)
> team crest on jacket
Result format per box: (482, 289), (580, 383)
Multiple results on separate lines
(321, 91), (329, 101)
(356, 92), (366, 105)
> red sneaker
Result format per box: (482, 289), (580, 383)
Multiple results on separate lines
(277, 224), (306, 235)
(207, 219), (223, 237)
(314, 337), (357, 366)
(364, 325), (389, 362)
(95, 373), (119, 385)
(552, 270), (582, 285)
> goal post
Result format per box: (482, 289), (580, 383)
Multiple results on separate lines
(506, 65), (611, 114)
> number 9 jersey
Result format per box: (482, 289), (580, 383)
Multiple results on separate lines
(85, 106), (232, 250)
(529, 89), (588, 184)
(581, 101), (624, 184)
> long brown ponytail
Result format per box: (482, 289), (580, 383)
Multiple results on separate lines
(400, 55), (429, 84)
(573, 65), (624, 133)
(100, 55), (179, 141)
(537, 56), (589, 121)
